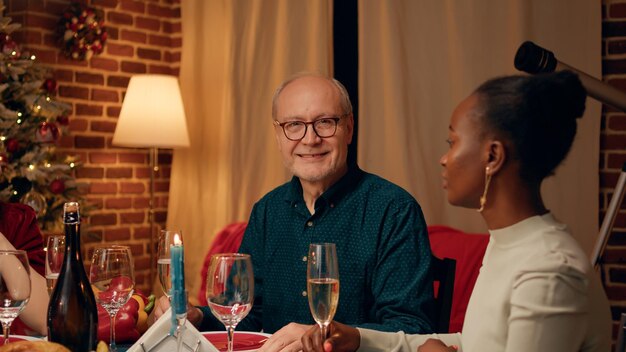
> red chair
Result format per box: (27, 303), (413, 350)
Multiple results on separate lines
(198, 222), (247, 305)
(197, 222), (487, 334)
(428, 225), (489, 333)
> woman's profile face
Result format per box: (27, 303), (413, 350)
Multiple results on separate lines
(440, 94), (489, 209)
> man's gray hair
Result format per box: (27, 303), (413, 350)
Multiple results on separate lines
(271, 72), (353, 119)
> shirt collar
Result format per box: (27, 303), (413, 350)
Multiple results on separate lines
(488, 212), (560, 246)
(285, 163), (365, 207)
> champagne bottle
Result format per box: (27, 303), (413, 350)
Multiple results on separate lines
(47, 202), (98, 351)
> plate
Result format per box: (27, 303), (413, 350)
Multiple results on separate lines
(202, 331), (269, 352)
(0, 335), (42, 344)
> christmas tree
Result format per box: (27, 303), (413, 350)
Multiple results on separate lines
(0, 6), (83, 234)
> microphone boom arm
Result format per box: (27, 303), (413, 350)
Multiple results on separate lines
(515, 41), (626, 112)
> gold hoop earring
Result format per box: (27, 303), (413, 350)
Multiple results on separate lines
(477, 166), (492, 213)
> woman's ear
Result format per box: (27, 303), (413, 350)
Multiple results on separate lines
(486, 140), (506, 175)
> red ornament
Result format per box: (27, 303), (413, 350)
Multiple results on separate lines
(0, 33), (9, 46)
(49, 179), (65, 194)
(5, 138), (18, 153)
(36, 122), (60, 143)
(42, 78), (57, 94)
(2, 38), (19, 58)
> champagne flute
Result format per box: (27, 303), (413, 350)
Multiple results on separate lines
(90, 246), (135, 352)
(206, 253), (254, 352)
(307, 243), (339, 342)
(157, 230), (181, 297)
(0, 250), (30, 345)
(45, 235), (65, 295)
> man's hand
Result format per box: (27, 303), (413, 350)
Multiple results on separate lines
(301, 321), (360, 352)
(417, 338), (457, 352)
(149, 296), (203, 327)
(257, 323), (311, 352)
(149, 296), (170, 325)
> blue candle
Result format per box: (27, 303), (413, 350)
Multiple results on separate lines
(170, 233), (186, 333)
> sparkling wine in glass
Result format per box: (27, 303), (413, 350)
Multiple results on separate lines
(157, 230), (181, 297)
(307, 243), (339, 342)
(90, 246), (135, 352)
(206, 253), (254, 352)
(45, 235), (65, 295)
(0, 250), (31, 345)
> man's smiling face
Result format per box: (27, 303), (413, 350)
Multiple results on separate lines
(273, 75), (353, 188)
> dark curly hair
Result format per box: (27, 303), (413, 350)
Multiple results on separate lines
(474, 70), (586, 183)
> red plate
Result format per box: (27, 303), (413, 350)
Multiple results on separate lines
(203, 332), (269, 352)
(0, 336), (27, 344)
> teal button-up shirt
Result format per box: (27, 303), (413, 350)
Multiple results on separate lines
(199, 165), (435, 334)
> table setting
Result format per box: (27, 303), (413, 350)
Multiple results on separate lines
(0, 222), (342, 352)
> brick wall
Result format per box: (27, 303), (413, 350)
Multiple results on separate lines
(5, 0), (182, 293)
(603, 0), (626, 347)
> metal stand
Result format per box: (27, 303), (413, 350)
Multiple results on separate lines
(149, 146), (159, 282)
(593, 162), (626, 269)
(617, 313), (626, 352)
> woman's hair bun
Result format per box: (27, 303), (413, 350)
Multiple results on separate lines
(525, 70), (586, 122)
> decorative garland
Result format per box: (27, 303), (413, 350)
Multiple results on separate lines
(58, 2), (107, 61)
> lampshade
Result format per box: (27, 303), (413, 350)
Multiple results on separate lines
(112, 74), (190, 148)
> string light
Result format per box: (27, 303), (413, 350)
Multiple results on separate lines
(69, 162), (75, 168)
(0, 136), (5, 141)
(30, 55), (36, 60)
(45, 163), (51, 168)
(28, 164), (35, 170)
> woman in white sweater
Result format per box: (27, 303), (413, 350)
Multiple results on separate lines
(301, 71), (611, 352)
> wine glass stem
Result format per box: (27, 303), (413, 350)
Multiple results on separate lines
(110, 312), (117, 351)
(2, 321), (10, 345)
(320, 323), (328, 344)
(227, 326), (235, 352)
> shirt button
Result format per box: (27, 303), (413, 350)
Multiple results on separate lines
(307, 221), (313, 227)
(302, 256), (307, 262)
(302, 291), (307, 297)
(294, 204), (298, 208)
(330, 203), (335, 208)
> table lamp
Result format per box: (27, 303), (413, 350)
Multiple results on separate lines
(112, 74), (190, 281)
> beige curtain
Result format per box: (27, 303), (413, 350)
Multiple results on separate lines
(170, 0), (332, 303)
(170, 0), (601, 302)
(358, 0), (601, 254)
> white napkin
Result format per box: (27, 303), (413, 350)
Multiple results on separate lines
(126, 308), (218, 352)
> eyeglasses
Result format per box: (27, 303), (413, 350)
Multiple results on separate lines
(274, 115), (347, 141)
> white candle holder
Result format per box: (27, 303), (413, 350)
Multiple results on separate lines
(126, 308), (217, 352)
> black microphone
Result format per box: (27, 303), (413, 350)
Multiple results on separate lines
(514, 41), (626, 113)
